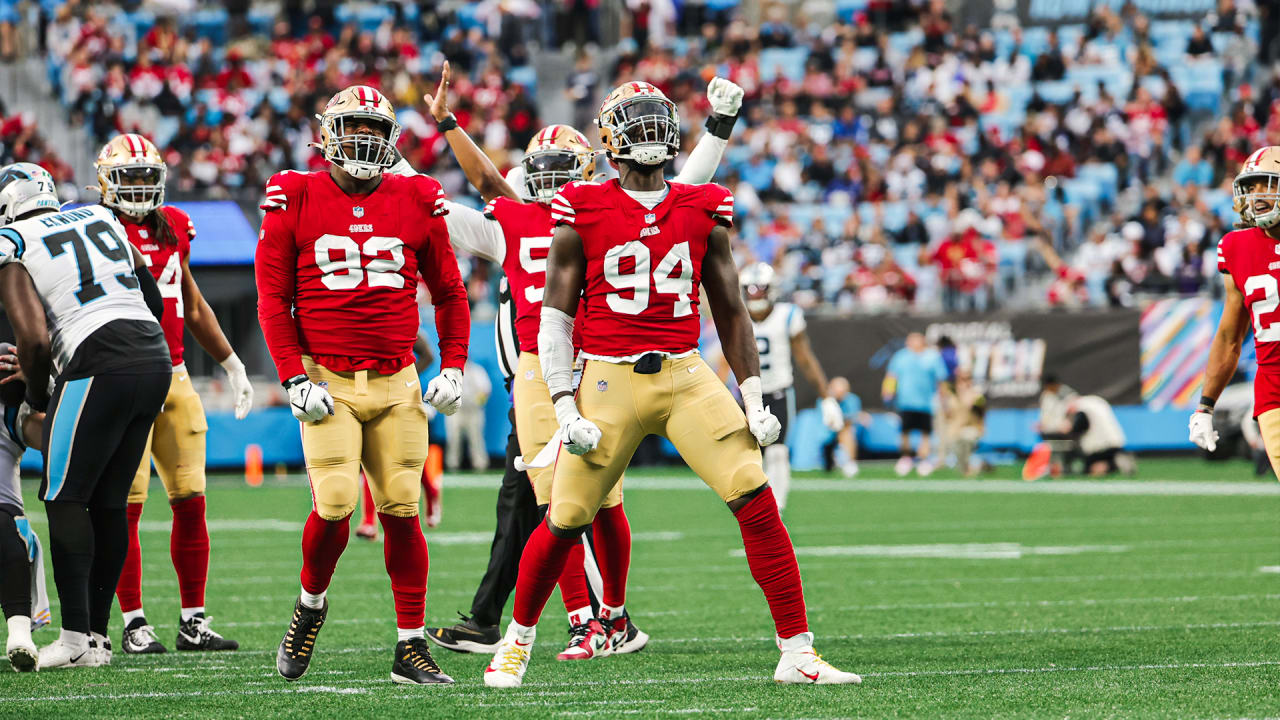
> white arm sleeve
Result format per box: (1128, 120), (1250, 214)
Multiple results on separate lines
(539, 305), (576, 409)
(443, 200), (506, 263)
(674, 133), (729, 184)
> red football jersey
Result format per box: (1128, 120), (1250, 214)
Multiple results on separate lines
(256, 170), (470, 382)
(1218, 226), (1280, 414)
(120, 205), (193, 366)
(485, 197), (553, 354)
(551, 179), (733, 358)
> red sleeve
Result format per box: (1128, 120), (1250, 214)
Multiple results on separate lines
(1217, 234), (1229, 275)
(416, 180), (470, 369)
(164, 206), (195, 260)
(550, 183), (579, 226)
(706, 184), (734, 227)
(255, 178), (306, 382)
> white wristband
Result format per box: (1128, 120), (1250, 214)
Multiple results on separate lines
(739, 376), (763, 414)
(220, 352), (245, 375)
(539, 306), (576, 399)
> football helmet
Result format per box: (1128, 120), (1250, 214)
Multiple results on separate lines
(1233, 146), (1280, 229)
(316, 85), (401, 180)
(597, 82), (679, 166)
(96, 133), (166, 217)
(0, 163), (59, 225)
(740, 262), (778, 315)
(522, 125), (599, 202)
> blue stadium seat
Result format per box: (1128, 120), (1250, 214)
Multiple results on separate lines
(1034, 80), (1076, 106)
(1076, 163), (1118, 205)
(507, 65), (537, 94)
(357, 5), (394, 32)
(834, 0), (869, 23)
(887, 29), (923, 58)
(192, 7), (229, 44)
(1020, 26), (1051, 63)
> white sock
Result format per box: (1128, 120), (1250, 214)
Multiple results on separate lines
(598, 603), (625, 623)
(507, 620), (536, 643)
(59, 628), (90, 651)
(300, 587), (326, 609)
(764, 445), (791, 511)
(397, 626), (424, 642)
(122, 608), (146, 626)
(566, 605), (593, 626)
(6, 615), (31, 644)
(777, 631), (814, 653)
(180, 606), (205, 622)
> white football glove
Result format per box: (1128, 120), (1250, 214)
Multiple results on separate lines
(554, 396), (601, 455)
(221, 352), (254, 420)
(820, 397), (845, 432)
(1188, 411), (1218, 452)
(707, 76), (745, 117)
(739, 376), (782, 447)
(424, 367), (463, 416)
(285, 375), (333, 423)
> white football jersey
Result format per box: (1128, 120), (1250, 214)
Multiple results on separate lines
(0, 205), (156, 374)
(0, 401), (26, 510)
(752, 302), (806, 394)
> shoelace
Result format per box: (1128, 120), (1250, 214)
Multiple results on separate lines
(492, 642), (529, 674)
(284, 609), (323, 658)
(187, 616), (225, 640)
(128, 624), (160, 646)
(565, 622), (595, 647)
(403, 641), (442, 672)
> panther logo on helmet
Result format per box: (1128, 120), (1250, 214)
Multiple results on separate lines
(596, 82), (680, 167)
(316, 85), (401, 181)
(96, 133), (166, 217)
(522, 125), (599, 202)
(1234, 146), (1280, 229)
(0, 162), (59, 225)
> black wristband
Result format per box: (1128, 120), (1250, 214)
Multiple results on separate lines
(282, 374), (309, 390)
(704, 112), (737, 140)
(437, 114), (458, 132)
(1197, 395), (1216, 411)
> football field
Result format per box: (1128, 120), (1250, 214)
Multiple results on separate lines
(5, 458), (1278, 719)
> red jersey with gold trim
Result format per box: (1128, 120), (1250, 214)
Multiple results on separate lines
(550, 179), (733, 358)
(255, 170), (469, 381)
(484, 197), (553, 354)
(119, 205), (193, 366)
(1218, 226), (1280, 414)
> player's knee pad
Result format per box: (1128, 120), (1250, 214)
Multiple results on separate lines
(309, 471), (360, 521)
(548, 497), (597, 533)
(718, 461), (768, 505)
(127, 477), (149, 505)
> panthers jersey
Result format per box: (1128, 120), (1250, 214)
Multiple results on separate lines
(551, 179), (733, 359)
(485, 197), (553, 354)
(119, 206), (194, 366)
(256, 170), (470, 382)
(0, 205), (157, 374)
(753, 302), (806, 394)
(0, 398), (27, 512)
(1218, 226), (1280, 414)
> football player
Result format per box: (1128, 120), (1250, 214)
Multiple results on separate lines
(0, 163), (172, 669)
(483, 82), (861, 687)
(1191, 146), (1280, 476)
(93, 133), (251, 655)
(739, 262), (846, 510)
(256, 85), (470, 684)
(413, 64), (742, 661)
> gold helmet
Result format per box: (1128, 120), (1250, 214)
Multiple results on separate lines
(316, 85), (401, 180)
(1234, 146), (1280, 229)
(95, 133), (166, 216)
(596, 81), (680, 166)
(522, 125), (599, 202)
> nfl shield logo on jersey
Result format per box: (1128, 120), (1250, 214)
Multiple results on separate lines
(597, 380), (608, 392)
(353, 206), (365, 218)
(644, 213), (656, 225)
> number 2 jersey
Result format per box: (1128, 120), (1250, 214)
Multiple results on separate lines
(255, 170), (470, 381)
(752, 302), (806, 394)
(0, 205), (162, 374)
(1218, 226), (1280, 415)
(550, 179), (733, 359)
(119, 206), (193, 366)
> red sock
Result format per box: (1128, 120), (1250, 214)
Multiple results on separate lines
(512, 521), (578, 627)
(592, 504), (631, 609)
(734, 487), (807, 638)
(360, 474), (376, 527)
(378, 513), (428, 629)
(299, 511), (350, 595)
(115, 502), (145, 613)
(170, 495), (210, 609)
(557, 542), (590, 615)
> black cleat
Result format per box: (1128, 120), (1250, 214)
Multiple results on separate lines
(391, 637), (454, 684)
(122, 618), (167, 654)
(176, 614), (239, 651)
(277, 598), (327, 681)
(603, 610), (650, 655)
(425, 613), (501, 654)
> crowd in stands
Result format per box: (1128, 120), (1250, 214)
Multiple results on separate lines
(21, 0), (1276, 312)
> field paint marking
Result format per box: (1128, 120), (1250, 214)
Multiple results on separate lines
(1260, 566), (1280, 574)
(863, 659), (1280, 679)
(557, 708), (760, 717)
(138, 519), (681, 544)
(732, 543), (1131, 560)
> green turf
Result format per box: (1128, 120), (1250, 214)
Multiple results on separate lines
(3, 457), (1277, 719)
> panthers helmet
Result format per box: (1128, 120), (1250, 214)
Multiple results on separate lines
(96, 133), (167, 216)
(1233, 146), (1280, 229)
(596, 81), (680, 166)
(739, 262), (778, 315)
(522, 125), (599, 202)
(0, 163), (59, 225)
(316, 85), (401, 180)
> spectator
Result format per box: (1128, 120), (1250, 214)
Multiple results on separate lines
(882, 332), (948, 477)
(939, 368), (986, 477)
(1172, 145), (1215, 187)
(822, 376), (864, 478)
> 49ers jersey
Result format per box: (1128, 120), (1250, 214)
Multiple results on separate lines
(551, 179), (733, 358)
(119, 206), (193, 366)
(256, 170), (469, 381)
(1219, 226), (1280, 414)
(485, 197), (553, 354)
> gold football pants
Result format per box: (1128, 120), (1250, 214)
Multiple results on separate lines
(1257, 408), (1280, 479)
(128, 367), (207, 504)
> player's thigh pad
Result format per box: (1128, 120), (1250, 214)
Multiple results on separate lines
(361, 365), (430, 517)
(547, 361), (645, 530)
(150, 371), (208, 501)
(664, 356), (766, 503)
(513, 352), (560, 505)
(298, 360), (366, 520)
(1257, 408), (1280, 479)
(127, 426), (155, 504)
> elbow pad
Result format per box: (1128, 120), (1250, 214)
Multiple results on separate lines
(539, 306), (575, 400)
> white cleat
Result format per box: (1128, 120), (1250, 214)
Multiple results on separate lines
(840, 461), (860, 478)
(91, 633), (112, 666)
(774, 648), (862, 685)
(916, 459), (935, 477)
(893, 456), (913, 477)
(38, 636), (101, 670)
(6, 616), (37, 671)
(484, 624), (535, 688)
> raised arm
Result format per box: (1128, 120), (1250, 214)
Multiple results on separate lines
(424, 61), (520, 203)
(443, 201), (506, 263)
(672, 77), (743, 184)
